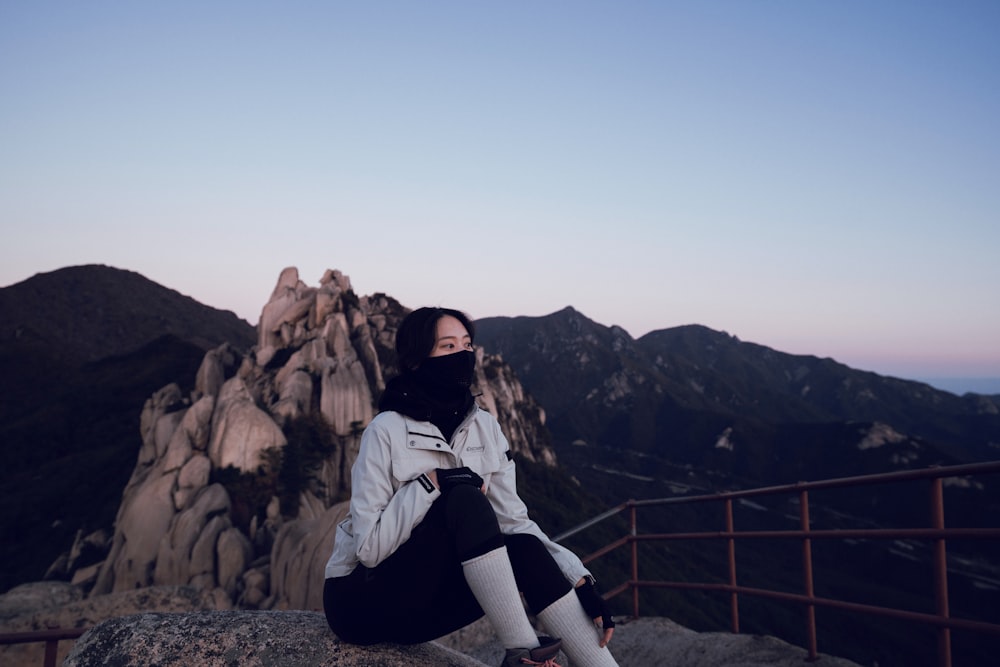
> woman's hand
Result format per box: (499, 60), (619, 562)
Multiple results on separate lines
(575, 576), (615, 647)
(433, 466), (485, 493)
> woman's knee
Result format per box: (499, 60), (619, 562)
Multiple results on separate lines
(443, 483), (495, 525)
(505, 533), (572, 612)
(504, 532), (548, 558)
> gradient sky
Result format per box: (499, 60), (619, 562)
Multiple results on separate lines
(2, 1), (998, 388)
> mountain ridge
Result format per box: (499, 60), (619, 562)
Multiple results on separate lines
(475, 307), (1000, 472)
(0, 264), (256, 363)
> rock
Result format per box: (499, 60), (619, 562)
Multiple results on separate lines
(195, 342), (240, 400)
(239, 566), (269, 608)
(175, 453), (212, 509)
(216, 527), (254, 599)
(95, 472), (176, 592)
(0, 584), (225, 667)
(606, 617), (862, 667)
(62, 610), (486, 667)
(0, 582), (83, 623)
(269, 502), (348, 611)
(69, 563), (101, 589)
(273, 368), (313, 423)
(208, 376), (287, 471)
(152, 484), (232, 588)
(437, 615), (864, 667)
(2, 583), (864, 667)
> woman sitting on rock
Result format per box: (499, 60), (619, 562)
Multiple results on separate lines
(323, 307), (618, 667)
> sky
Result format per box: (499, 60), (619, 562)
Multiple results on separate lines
(2, 1), (998, 391)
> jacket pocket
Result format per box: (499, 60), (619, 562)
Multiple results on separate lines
(460, 443), (503, 478)
(390, 432), (450, 483)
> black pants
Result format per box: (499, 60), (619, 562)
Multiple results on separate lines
(323, 484), (572, 645)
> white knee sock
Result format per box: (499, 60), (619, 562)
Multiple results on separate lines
(462, 547), (539, 650)
(537, 589), (619, 667)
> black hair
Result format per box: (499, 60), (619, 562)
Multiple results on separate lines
(395, 307), (475, 372)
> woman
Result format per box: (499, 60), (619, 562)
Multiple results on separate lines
(323, 307), (619, 667)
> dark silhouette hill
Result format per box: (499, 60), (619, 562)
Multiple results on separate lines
(0, 266), (256, 592)
(0, 264), (255, 363)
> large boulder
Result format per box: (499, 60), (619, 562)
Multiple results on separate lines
(62, 610), (486, 667)
(208, 376), (288, 471)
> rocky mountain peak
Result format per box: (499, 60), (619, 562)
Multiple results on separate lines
(79, 267), (554, 612)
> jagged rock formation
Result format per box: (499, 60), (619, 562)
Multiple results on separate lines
(83, 267), (554, 612)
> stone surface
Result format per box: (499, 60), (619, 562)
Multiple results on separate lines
(606, 617), (862, 667)
(0, 583), (864, 667)
(62, 611), (485, 667)
(0, 583), (225, 667)
(437, 614), (863, 667)
(269, 503), (348, 611)
(208, 376), (288, 471)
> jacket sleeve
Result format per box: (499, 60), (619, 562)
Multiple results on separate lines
(485, 419), (592, 586)
(351, 416), (441, 568)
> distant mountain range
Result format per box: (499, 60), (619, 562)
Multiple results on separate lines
(476, 306), (1000, 491)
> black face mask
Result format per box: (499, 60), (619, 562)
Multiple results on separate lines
(414, 350), (476, 396)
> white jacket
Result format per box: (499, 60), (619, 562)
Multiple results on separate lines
(324, 405), (590, 586)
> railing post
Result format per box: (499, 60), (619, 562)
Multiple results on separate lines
(800, 488), (818, 662)
(725, 498), (739, 633)
(930, 477), (952, 667)
(630, 502), (639, 618)
(44, 638), (58, 667)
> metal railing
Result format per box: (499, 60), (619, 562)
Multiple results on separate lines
(5, 462), (999, 666)
(0, 627), (87, 667)
(554, 460), (1000, 667)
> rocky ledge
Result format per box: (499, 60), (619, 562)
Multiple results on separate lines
(61, 610), (863, 667)
(63, 610), (482, 667)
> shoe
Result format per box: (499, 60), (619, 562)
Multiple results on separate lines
(500, 636), (563, 666)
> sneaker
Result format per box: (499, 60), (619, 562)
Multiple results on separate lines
(500, 636), (563, 667)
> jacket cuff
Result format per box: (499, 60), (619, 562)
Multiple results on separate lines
(416, 473), (436, 494)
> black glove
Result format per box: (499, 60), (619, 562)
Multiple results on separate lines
(435, 466), (484, 493)
(575, 577), (615, 629)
